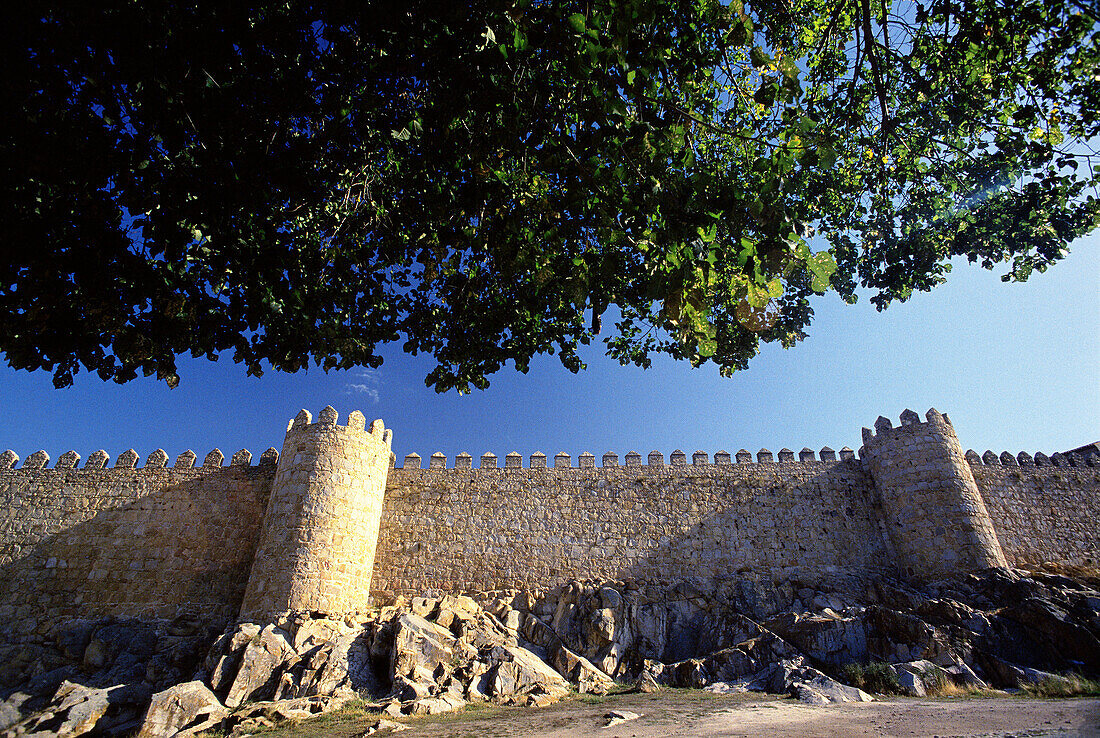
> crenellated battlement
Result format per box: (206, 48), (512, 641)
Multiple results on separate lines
(858, 407), (952, 451)
(0, 446), (281, 471)
(393, 444), (858, 469)
(965, 448), (1098, 468)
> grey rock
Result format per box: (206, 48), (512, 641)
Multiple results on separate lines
(765, 612), (867, 666)
(407, 692), (464, 715)
(896, 670), (926, 697)
(759, 657), (874, 704)
(484, 645), (569, 703)
(291, 617), (348, 653)
(207, 623), (261, 696)
(945, 661), (987, 689)
(391, 612), (464, 684)
(224, 694), (349, 733)
(11, 681), (151, 738)
(364, 717), (409, 734)
(599, 588), (623, 610)
(82, 639), (110, 671)
(0, 695), (26, 732)
(136, 681), (227, 738)
(224, 624), (296, 708)
(550, 645), (614, 694)
(295, 630), (380, 700)
(392, 674), (431, 702)
(635, 670), (661, 693)
(793, 674), (875, 705)
(1006, 597), (1100, 667)
(56, 621), (97, 662)
(605, 709), (642, 726)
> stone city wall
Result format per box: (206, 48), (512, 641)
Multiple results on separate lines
(371, 449), (893, 598)
(0, 448), (275, 641)
(0, 408), (1097, 641)
(969, 460), (1100, 569)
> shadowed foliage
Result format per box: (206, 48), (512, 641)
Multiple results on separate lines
(3, 0), (1096, 391)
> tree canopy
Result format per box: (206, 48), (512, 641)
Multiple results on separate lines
(3, 0), (1097, 391)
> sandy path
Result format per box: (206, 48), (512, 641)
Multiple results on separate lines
(394, 693), (1100, 738)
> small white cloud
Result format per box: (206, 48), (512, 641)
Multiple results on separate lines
(345, 383), (380, 403)
(351, 368), (381, 382)
(344, 368), (381, 403)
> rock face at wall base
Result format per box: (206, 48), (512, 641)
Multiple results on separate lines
(2, 568), (1099, 736)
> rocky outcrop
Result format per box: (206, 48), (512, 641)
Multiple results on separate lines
(1, 568), (1098, 736)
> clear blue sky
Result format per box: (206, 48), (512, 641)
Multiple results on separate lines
(1, 233), (1096, 467)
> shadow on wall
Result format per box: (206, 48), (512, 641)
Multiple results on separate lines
(372, 456), (896, 605)
(0, 466), (273, 643)
(616, 458), (894, 584)
(604, 458), (894, 664)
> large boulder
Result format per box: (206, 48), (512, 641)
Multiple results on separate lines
(895, 669), (926, 697)
(390, 613), (462, 682)
(136, 681), (227, 738)
(7, 681), (151, 737)
(481, 645), (570, 704)
(82, 621), (159, 674)
(791, 673), (875, 705)
(291, 617), (349, 653)
(223, 625), (296, 709)
(865, 606), (956, 665)
(301, 630), (381, 699)
(1004, 597), (1100, 669)
(206, 623), (261, 696)
(765, 611), (867, 667)
(550, 645), (615, 694)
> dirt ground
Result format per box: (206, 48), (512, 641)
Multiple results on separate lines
(370, 692), (1100, 738)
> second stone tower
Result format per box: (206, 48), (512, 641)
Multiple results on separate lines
(862, 408), (1007, 581)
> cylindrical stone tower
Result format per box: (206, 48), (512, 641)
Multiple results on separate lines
(239, 406), (392, 621)
(862, 408), (1007, 581)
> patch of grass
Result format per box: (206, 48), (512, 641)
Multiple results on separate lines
(410, 701), (507, 725)
(571, 681), (636, 703)
(210, 703), (380, 738)
(916, 666), (987, 697)
(841, 661), (902, 695)
(1022, 674), (1100, 698)
(461, 699), (494, 712)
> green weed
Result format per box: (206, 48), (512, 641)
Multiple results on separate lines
(841, 661), (902, 695)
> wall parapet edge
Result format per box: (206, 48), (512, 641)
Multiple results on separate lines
(390, 444), (856, 469)
(0, 447), (280, 471)
(965, 449), (1099, 468)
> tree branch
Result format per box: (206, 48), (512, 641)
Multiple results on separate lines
(860, 0), (891, 146)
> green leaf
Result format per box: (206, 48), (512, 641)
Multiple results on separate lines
(749, 45), (771, 69)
